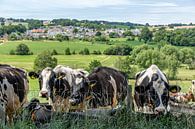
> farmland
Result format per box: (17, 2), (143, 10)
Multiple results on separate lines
(1, 39), (195, 129)
(0, 40), (195, 95)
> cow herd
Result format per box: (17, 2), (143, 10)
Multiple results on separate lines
(0, 64), (195, 125)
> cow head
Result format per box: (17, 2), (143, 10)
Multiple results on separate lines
(69, 77), (96, 106)
(29, 67), (56, 99)
(135, 73), (174, 115)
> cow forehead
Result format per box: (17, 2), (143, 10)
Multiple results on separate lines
(152, 80), (166, 95)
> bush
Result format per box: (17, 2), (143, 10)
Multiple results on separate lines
(72, 50), (76, 55)
(9, 49), (15, 55)
(34, 51), (57, 72)
(88, 60), (102, 71)
(65, 48), (71, 55)
(95, 36), (109, 42)
(79, 48), (90, 55)
(51, 49), (58, 55)
(55, 34), (69, 42)
(92, 50), (101, 55)
(15, 43), (33, 55)
(103, 44), (132, 55)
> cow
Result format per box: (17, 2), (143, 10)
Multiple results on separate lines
(28, 65), (89, 112)
(134, 64), (175, 115)
(69, 66), (132, 111)
(169, 85), (195, 103)
(0, 64), (29, 124)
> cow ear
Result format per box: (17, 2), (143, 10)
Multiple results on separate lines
(28, 71), (39, 79)
(135, 86), (149, 93)
(169, 85), (181, 93)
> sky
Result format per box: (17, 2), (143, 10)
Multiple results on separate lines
(0, 0), (195, 25)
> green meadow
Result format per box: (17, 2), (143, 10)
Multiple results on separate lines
(0, 39), (194, 99)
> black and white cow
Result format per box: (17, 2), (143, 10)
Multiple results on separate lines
(0, 64), (29, 124)
(29, 65), (89, 111)
(69, 66), (132, 110)
(134, 64), (173, 115)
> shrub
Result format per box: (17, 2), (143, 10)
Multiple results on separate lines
(9, 49), (15, 55)
(72, 50), (76, 55)
(34, 51), (57, 72)
(65, 48), (71, 55)
(95, 36), (109, 42)
(92, 50), (101, 55)
(103, 44), (132, 55)
(51, 49), (58, 55)
(79, 48), (90, 55)
(15, 43), (33, 55)
(88, 60), (102, 72)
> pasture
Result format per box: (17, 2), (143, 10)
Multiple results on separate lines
(1, 40), (195, 129)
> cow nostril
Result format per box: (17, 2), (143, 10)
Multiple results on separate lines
(41, 91), (48, 97)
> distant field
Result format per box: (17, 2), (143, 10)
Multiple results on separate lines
(0, 40), (114, 55)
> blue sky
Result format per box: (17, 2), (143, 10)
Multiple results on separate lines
(0, 0), (195, 25)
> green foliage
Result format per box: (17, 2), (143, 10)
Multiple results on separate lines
(55, 34), (69, 42)
(88, 60), (102, 71)
(51, 49), (58, 55)
(123, 30), (133, 37)
(135, 49), (166, 69)
(8, 33), (18, 41)
(65, 48), (71, 55)
(126, 36), (135, 41)
(139, 27), (153, 43)
(104, 44), (132, 55)
(0, 24), (26, 35)
(15, 43), (33, 55)
(9, 49), (15, 55)
(79, 48), (90, 55)
(95, 31), (102, 36)
(92, 50), (101, 55)
(95, 36), (109, 42)
(114, 57), (137, 78)
(34, 51), (57, 72)
(109, 32), (119, 38)
(26, 19), (43, 29)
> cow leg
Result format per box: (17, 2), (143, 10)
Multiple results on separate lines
(63, 98), (70, 112)
(0, 104), (6, 125)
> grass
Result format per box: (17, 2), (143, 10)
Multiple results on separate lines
(0, 40), (113, 55)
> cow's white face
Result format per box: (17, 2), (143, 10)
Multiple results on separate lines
(39, 68), (54, 97)
(152, 78), (169, 114)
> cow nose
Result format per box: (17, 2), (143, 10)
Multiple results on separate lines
(154, 107), (166, 114)
(40, 91), (48, 97)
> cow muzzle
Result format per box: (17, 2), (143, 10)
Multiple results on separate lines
(40, 91), (48, 98)
(154, 107), (166, 115)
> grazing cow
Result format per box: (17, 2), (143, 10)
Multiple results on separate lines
(0, 64), (29, 124)
(134, 64), (175, 115)
(28, 65), (89, 112)
(69, 66), (131, 111)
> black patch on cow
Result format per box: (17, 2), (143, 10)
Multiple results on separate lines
(4, 84), (7, 90)
(0, 65), (27, 103)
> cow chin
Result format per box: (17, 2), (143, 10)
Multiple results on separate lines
(69, 98), (81, 106)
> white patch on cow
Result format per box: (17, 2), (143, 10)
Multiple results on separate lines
(137, 65), (168, 86)
(191, 80), (195, 94)
(109, 76), (117, 107)
(40, 68), (53, 93)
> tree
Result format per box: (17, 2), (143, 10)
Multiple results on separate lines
(73, 28), (78, 34)
(135, 49), (166, 70)
(55, 34), (69, 42)
(88, 60), (102, 72)
(166, 55), (180, 79)
(34, 51), (57, 72)
(114, 57), (137, 78)
(103, 44), (132, 55)
(83, 48), (90, 55)
(65, 48), (71, 55)
(140, 27), (153, 43)
(95, 31), (102, 36)
(15, 43), (33, 55)
(109, 32), (119, 38)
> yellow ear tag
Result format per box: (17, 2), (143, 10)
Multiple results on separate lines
(90, 83), (96, 88)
